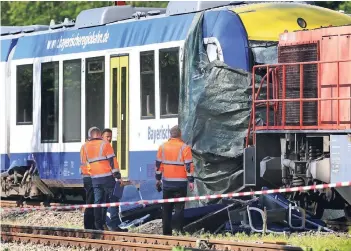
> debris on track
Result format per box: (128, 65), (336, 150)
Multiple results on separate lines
(129, 219), (163, 234)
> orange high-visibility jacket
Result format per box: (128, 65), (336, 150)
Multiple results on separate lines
(80, 138), (92, 178)
(155, 138), (194, 188)
(80, 146), (91, 178)
(80, 138), (120, 182)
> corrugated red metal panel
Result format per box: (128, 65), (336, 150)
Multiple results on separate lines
(277, 43), (318, 126)
(280, 25), (351, 45)
(278, 25), (351, 129)
(339, 34), (351, 125)
(320, 35), (339, 125)
(320, 33), (351, 128)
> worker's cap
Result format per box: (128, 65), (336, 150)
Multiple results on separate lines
(170, 125), (181, 138)
(88, 126), (101, 138)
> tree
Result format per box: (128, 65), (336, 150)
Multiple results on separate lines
(0, 1), (168, 26)
(127, 1), (168, 8)
(1, 1), (349, 27)
(315, 1), (351, 13)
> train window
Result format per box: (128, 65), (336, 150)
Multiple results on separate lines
(41, 62), (59, 143)
(16, 64), (33, 125)
(140, 51), (155, 119)
(159, 47), (180, 117)
(63, 59), (81, 142)
(85, 57), (105, 137)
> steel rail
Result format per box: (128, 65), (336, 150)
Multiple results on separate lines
(0, 200), (18, 208)
(0, 200), (84, 211)
(1, 224), (303, 251)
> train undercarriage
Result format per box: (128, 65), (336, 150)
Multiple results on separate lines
(0, 159), (85, 203)
(252, 132), (351, 221)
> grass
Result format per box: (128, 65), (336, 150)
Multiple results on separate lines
(2, 211), (350, 251)
(176, 230), (351, 251)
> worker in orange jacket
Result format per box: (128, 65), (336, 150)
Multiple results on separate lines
(155, 125), (195, 236)
(81, 128), (118, 230)
(80, 127), (125, 231)
(80, 136), (95, 230)
(101, 127), (125, 230)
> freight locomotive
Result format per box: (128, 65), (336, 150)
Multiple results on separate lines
(248, 25), (351, 219)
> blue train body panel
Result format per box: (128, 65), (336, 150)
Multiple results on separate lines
(8, 151), (157, 182)
(7, 151), (161, 212)
(0, 39), (13, 62)
(202, 10), (249, 71)
(13, 14), (195, 60)
(12, 10), (249, 71)
(0, 154), (9, 172)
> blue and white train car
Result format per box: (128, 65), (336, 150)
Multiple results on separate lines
(1, 1), (350, 201)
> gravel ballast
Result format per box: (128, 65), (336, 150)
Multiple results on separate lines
(1, 210), (84, 229)
(1, 210), (163, 234)
(1, 242), (100, 251)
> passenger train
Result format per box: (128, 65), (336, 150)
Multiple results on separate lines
(1, 1), (351, 203)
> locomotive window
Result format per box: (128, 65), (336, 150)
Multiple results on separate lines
(140, 51), (155, 119)
(249, 41), (278, 66)
(85, 57), (105, 137)
(41, 62), (59, 143)
(16, 64), (33, 125)
(63, 59), (81, 142)
(159, 47), (180, 117)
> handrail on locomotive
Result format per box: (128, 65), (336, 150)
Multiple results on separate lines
(247, 59), (351, 147)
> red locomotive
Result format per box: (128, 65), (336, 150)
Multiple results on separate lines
(247, 25), (351, 219)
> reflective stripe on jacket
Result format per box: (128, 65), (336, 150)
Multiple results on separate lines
(80, 138), (120, 183)
(80, 145), (91, 178)
(155, 138), (194, 188)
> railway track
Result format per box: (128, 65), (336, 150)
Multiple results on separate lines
(1, 200), (63, 208)
(0, 200), (20, 208)
(0, 199), (84, 211)
(1, 224), (303, 251)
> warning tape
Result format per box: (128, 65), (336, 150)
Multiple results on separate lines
(1, 181), (350, 213)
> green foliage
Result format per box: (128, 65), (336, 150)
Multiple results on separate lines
(127, 1), (168, 8)
(315, 1), (351, 13)
(0, 1), (168, 26)
(1, 1), (349, 27)
(172, 248), (197, 251)
(176, 231), (351, 251)
(338, 2), (351, 13)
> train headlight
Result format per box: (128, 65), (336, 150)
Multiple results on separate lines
(297, 17), (307, 28)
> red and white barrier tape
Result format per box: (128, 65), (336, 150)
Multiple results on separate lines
(1, 181), (351, 213)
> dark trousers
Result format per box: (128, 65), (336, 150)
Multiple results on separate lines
(162, 187), (187, 236)
(93, 183), (121, 230)
(83, 178), (95, 230)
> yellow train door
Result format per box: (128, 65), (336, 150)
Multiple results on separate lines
(110, 56), (129, 178)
